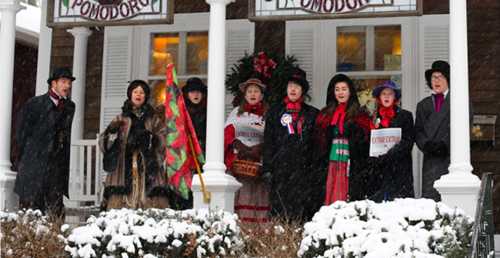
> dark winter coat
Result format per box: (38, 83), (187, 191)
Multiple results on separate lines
(366, 108), (415, 202)
(14, 93), (75, 201)
(185, 101), (207, 153)
(99, 102), (171, 208)
(262, 102), (318, 221)
(415, 94), (450, 201)
(314, 110), (371, 202)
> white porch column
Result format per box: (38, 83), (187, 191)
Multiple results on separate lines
(35, 0), (52, 95)
(434, 0), (480, 216)
(0, 0), (23, 211)
(191, 0), (241, 212)
(68, 27), (91, 140)
(66, 27), (91, 206)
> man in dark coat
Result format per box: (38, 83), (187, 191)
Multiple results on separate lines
(415, 60), (450, 201)
(262, 68), (319, 221)
(14, 68), (76, 217)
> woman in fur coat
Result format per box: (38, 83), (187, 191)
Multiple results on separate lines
(99, 80), (171, 210)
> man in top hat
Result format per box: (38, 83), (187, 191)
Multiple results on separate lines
(415, 60), (451, 201)
(14, 68), (76, 217)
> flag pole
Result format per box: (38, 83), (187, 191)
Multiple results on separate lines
(188, 135), (211, 203)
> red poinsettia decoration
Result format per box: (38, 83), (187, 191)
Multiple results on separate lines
(253, 51), (277, 78)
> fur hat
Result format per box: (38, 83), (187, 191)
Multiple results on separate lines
(47, 67), (75, 85)
(326, 73), (357, 106)
(372, 80), (401, 100)
(425, 60), (450, 89)
(183, 77), (207, 94)
(238, 78), (266, 92)
(287, 67), (310, 94)
(127, 80), (150, 102)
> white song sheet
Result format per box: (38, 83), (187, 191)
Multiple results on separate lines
(369, 128), (402, 157)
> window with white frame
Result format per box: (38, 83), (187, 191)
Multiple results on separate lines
(337, 25), (402, 112)
(147, 31), (209, 107)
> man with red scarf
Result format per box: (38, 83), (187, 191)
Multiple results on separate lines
(262, 68), (318, 221)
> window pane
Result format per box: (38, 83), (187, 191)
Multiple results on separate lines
(186, 32), (209, 75)
(148, 78), (207, 107)
(150, 33), (179, 76)
(353, 74), (402, 113)
(337, 26), (366, 72)
(375, 26), (401, 71)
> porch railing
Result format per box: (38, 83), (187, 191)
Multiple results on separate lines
(67, 138), (103, 207)
(470, 172), (495, 258)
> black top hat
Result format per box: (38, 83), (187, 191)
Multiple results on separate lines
(183, 77), (207, 94)
(287, 67), (310, 94)
(425, 60), (450, 89)
(47, 68), (76, 85)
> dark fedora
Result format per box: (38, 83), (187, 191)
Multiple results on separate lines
(425, 60), (450, 89)
(287, 67), (310, 94)
(183, 77), (207, 94)
(47, 68), (76, 85)
(372, 80), (401, 100)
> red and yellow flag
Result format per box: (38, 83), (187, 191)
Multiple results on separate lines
(164, 63), (205, 200)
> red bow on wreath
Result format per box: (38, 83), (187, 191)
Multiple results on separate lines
(253, 51), (277, 78)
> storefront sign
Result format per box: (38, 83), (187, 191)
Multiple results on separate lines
(47, 0), (173, 27)
(250, 0), (421, 20)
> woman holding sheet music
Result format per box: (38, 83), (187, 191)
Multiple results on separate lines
(314, 74), (371, 205)
(366, 80), (415, 202)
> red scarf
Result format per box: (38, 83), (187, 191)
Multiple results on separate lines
(378, 106), (396, 128)
(284, 96), (303, 121)
(331, 103), (347, 135)
(243, 102), (265, 116)
(48, 89), (64, 110)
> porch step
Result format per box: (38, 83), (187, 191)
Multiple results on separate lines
(64, 206), (100, 227)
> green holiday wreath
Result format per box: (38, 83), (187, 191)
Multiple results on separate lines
(226, 51), (299, 107)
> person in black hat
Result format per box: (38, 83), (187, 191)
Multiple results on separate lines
(182, 77), (207, 153)
(14, 67), (76, 217)
(99, 80), (173, 210)
(415, 60), (451, 201)
(262, 67), (319, 221)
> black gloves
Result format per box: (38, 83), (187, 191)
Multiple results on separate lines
(106, 120), (122, 134)
(128, 129), (153, 151)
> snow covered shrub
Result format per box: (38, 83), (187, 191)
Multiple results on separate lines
(0, 209), (66, 257)
(64, 208), (243, 258)
(298, 199), (473, 258)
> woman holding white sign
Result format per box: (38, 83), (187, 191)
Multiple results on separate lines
(314, 74), (371, 205)
(366, 80), (415, 201)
